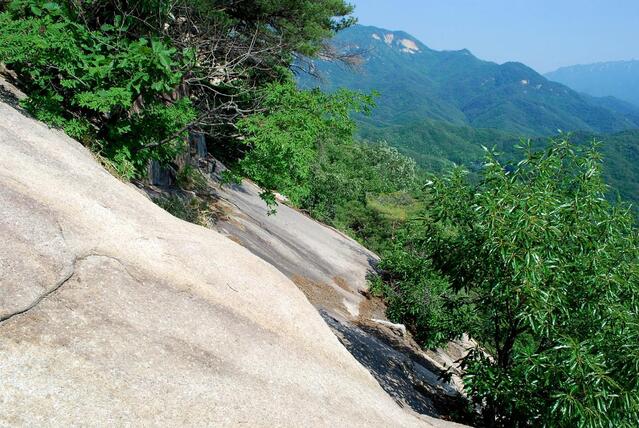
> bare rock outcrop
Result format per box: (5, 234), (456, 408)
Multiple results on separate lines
(158, 147), (471, 420)
(0, 101), (467, 426)
(205, 161), (377, 320)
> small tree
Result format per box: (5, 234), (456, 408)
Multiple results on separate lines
(235, 80), (373, 205)
(376, 137), (639, 426)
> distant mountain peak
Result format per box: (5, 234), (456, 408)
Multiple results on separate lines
(369, 28), (422, 54)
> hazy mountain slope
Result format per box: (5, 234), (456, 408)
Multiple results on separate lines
(357, 117), (511, 172)
(0, 99), (463, 427)
(299, 25), (639, 136)
(304, 27), (466, 127)
(546, 60), (639, 107)
(363, 117), (639, 209)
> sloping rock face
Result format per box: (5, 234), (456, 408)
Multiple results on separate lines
(209, 166), (377, 320)
(167, 159), (469, 418)
(0, 101), (467, 426)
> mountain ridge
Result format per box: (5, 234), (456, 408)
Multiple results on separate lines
(545, 60), (639, 107)
(299, 25), (639, 209)
(300, 25), (639, 136)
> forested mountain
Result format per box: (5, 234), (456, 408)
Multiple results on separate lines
(299, 25), (639, 136)
(299, 25), (639, 209)
(546, 60), (639, 107)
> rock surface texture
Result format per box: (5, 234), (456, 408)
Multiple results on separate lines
(161, 158), (471, 419)
(0, 101), (464, 426)
(209, 165), (378, 320)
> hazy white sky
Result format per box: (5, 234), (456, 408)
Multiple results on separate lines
(351, 0), (639, 73)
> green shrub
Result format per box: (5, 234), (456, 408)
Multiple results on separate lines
(375, 137), (639, 426)
(0, 0), (195, 175)
(370, 239), (472, 348)
(235, 80), (374, 205)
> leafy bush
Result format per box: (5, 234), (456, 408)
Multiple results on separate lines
(374, 137), (639, 426)
(236, 80), (374, 204)
(0, 0), (195, 175)
(370, 238), (472, 348)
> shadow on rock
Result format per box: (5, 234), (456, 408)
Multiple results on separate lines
(321, 310), (470, 422)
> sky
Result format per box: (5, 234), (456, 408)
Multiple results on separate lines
(349, 0), (639, 73)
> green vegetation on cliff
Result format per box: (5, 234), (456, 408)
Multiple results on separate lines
(0, 0), (358, 187)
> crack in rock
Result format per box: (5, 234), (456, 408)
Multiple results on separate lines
(0, 260), (77, 324)
(0, 253), (145, 325)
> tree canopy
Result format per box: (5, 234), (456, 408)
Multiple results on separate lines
(0, 0), (358, 180)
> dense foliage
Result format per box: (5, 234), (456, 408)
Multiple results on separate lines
(0, 0), (357, 183)
(299, 139), (419, 249)
(372, 138), (639, 426)
(0, 0), (196, 177)
(217, 0), (355, 58)
(359, 118), (639, 214)
(235, 80), (373, 204)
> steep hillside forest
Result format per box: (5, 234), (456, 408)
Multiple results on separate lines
(1, 1), (638, 426)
